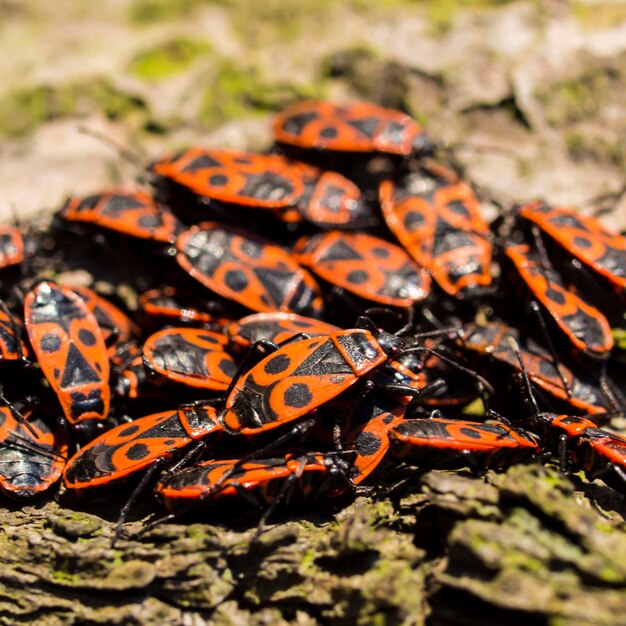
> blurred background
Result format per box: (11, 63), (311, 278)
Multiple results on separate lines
(0, 0), (624, 224)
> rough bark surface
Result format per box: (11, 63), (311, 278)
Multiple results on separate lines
(3, 465), (626, 625)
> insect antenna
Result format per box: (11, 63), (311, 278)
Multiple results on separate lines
(527, 301), (572, 399)
(0, 387), (39, 439)
(401, 344), (495, 397)
(78, 126), (145, 171)
(507, 334), (541, 419)
(0, 429), (66, 462)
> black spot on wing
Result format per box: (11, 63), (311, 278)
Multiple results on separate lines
(283, 383), (313, 408)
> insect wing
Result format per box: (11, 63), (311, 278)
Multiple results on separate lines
(0, 407), (67, 498)
(176, 223), (323, 316)
(518, 201), (626, 290)
(63, 411), (201, 491)
(60, 190), (182, 243)
(25, 282), (110, 424)
(294, 231), (429, 307)
(505, 243), (613, 356)
(228, 312), (340, 352)
(273, 100), (426, 156)
(151, 148), (304, 209)
(143, 327), (236, 390)
(223, 330), (386, 434)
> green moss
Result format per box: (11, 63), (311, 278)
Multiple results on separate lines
(462, 398), (485, 417)
(297, 548), (317, 573)
(369, 499), (395, 525)
(50, 556), (81, 585)
(198, 60), (319, 125)
(0, 85), (74, 137)
(417, 0), (516, 35)
(572, 1), (626, 29)
(129, 0), (205, 24)
(129, 38), (211, 82)
(425, 0), (459, 35)
(539, 64), (622, 127)
(612, 328), (626, 351)
(565, 131), (625, 168)
(186, 524), (210, 540)
(50, 568), (80, 585)
(0, 79), (148, 137)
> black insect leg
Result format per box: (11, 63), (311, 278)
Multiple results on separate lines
(528, 224), (553, 273)
(193, 417), (320, 510)
(275, 333), (312, 346)
(606, 463), (626, 495)
(323, 380), (376, 453)
(528, 300), (572, 399)
(113, 456), (170, 547)
(221, 339), (280, 400)
(557, 433), (570, 474)
(595, 363), (626, 414)
(380, 378), (448, 408)
(252, 473), (299, 542)
(98, 323), (121, 349)
(362, 306), (416, 337)
(115, 440), (207, 545)
(161, 440), (208, 477)
(0, 430), (65, 462)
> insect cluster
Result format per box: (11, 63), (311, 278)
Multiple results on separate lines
(1, 99), (626, 532)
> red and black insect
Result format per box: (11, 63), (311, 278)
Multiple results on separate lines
(59, 189), (183, 244)
(291, 160), (377, 229)
(379, 163), (493, 298)
(152, 148), (304, 211)
(227, 311), (340, 354)
(62, 407), (221, 493)
(64, 322), (423, 493)
(0, 225), (25, 270)
(156, 451), (349, 512)
(138, 286), (234, 329)
(142, 327), (237, 391)
(175, 222), (323, 316)
(151, 147), (375, 230)
(218, 327), (407, 436)
(499, 338), (626, 495)
(0, 303), (29, 365)
(374, 348), (478, 408)
(517, 200), (626, 293)
(504, 243), (613, 359)
(273, 100), (431, 157)
(531, 413), (626, 494)
(0, 405), (68, 498)
(293, 231), (430, 308)
(457, 322), (615, 416)
(388, 416), (540, 472)
(68, 285), (141, 361)
(24, 281), (110, 426)
(322, 391), (408, 486)
(114, 353), (153, 402)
